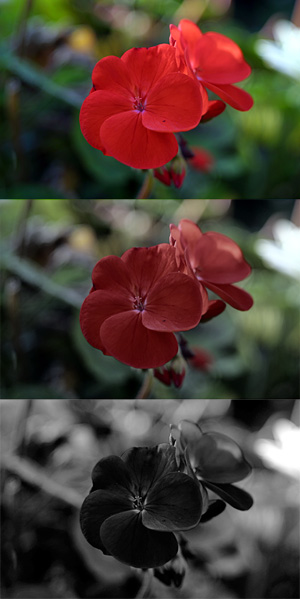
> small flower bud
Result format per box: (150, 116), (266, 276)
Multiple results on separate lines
(153, 354), (186, 388)
(153, 551), (186, 588)
(153, 155), (186, 189)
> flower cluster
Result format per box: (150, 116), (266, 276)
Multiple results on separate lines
(80, 420), (253, 584)
(80, 219), (253, 373)
(80, 19), (253, 171)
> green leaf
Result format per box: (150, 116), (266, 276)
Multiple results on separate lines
(0, 48), (82, 108)
(0, 250), (82, 309)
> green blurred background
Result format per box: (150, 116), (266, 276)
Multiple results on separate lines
(1, 198), (299, 399)
(0, 0), (299, 199)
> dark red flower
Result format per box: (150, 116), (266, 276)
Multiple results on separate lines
(80, 44), (203, 169)
(173, 420), (253, 512)
(169, 219), (253, 312)
(80, 444), (203, 568)
(80, 244), (203, 369)
(170, 19), (253, 114)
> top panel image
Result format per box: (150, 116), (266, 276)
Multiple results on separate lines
(1, 0), (299, 199)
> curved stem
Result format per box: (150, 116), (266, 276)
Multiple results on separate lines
(136, 171), (154, 199)
(136, 569), (153, 598)
(135, 370), (153, 399)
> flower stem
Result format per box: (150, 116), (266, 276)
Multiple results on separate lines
(136, 569), (153, 598)
(135, 370), (153, 399)
(136, 171), (154, 199)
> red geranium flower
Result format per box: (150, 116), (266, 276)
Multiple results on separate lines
(80, 444), (203, 568)
(169, 219), (253, 312)
(79, 44), (203, 169)
(169, 19), (253, 115)
(80, 244), (203, 369)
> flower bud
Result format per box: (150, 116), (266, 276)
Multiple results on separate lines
(153, 155), (186, 188)
(153, 354), (186, 388)
(153, 165), (172, 186)
(153, 551), (186, 588)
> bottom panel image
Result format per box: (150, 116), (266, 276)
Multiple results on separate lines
(1, 399), (299, 599)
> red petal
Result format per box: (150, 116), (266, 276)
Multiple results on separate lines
(100, 311), (178, 369)
(122, 444), (178, 494)
(143, 73), (202, 132)
(79, 90), (132, 151)
(100, 110), (178, 169)
(201, 100), (226, 122)
(91, 255), (132, 294)
(80, 489), (132, 551)
(91, 455), (134, 494)
(143, 472), (202, 531)
(121, 244), (179, 298)
(192, 231), (252, 283)
(121, 44), (179, 98)
(178, 19), (203, 55)
(204, 81), (254, 111)
(178, 218), (203, 248)
(79, 289), (132, 351)
(204, 281), (254, 311)
(193, 32), (251, 84)
(194, 431), (252, 484)
(92, 55), (133, 97)
(142, 272), (202, 331)
(201, 299), (226, 322)
(100, 511), (178, 568)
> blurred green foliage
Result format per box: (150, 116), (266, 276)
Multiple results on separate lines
(0, 198), (299, 399)
(0, 0), (299, 198)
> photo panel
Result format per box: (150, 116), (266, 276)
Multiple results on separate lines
(1, 398), (299, 598)
(1, 199), (299, 400)
(1, 0), (299, 199)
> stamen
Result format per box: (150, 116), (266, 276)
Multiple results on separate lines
(133, 296), (145, 311)
(133, 495), (144, 510)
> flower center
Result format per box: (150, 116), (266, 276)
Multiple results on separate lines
(132, 495), (144, 510)
(133, 96), (145, 112)
(133, 295), (145, 311)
